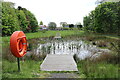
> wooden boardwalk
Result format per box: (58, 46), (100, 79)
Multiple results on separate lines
(40, 54), (78, 71)
(54, 33), (61, 39)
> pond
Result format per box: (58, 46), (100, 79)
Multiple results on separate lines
(27, 37), (111, 61)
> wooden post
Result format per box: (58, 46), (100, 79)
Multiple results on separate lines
(17, 58), (20, 72)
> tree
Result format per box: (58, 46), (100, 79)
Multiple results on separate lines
(75, 22), (82, 30)
(17, 6), (23, 10)
(69, 24), (74, 28)
(77, 25), (82, 30)
(40, 21), (43, 25)
(116, 1), (120, 36)
(2, 1), (39, 36)
(48, 22), (57, 30)
(22, 8), (38, 32)
(0, 1), (2, 36)
(94, 2), (119, 33)
(60, 22), (67, 27)
(2, 2), (20, 36)
(83, 1), (120, 34)
(83, 10), (95, 32)
(17, 10), (28, 32)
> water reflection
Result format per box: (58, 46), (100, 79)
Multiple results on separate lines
(29, 39), (110, 60)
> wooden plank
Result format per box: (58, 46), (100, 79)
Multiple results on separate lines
(40, 54), (78, 71)
(54, 33), (61, 39)
(54, 36), (61, 39)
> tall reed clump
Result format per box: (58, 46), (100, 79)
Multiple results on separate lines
(77, 60), (118, 78)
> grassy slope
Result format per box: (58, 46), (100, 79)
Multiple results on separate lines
(2, 30), (119, 42)
(2, 30), (84, 42)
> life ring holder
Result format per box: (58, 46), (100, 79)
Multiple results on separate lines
(10, 31), (27, 58)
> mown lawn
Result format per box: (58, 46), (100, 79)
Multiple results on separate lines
(2, 30), (84, 42)
(2, 30), (120, 42)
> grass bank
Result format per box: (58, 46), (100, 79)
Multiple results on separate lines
(2, 30), (119, 42)
(2, 30), (84, 42)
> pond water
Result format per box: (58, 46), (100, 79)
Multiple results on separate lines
(27, 38), (111, 60)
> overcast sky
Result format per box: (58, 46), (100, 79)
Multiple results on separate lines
(4, 0), (97, 26)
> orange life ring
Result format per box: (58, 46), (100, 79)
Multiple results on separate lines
(10, 31), (27, 57)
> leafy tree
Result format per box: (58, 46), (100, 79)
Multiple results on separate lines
(17, 10), (28, 32)
(2, 1), (39, 36)
(48, 22), (57, 30)
(0, 1), (2, 36)
(22, 8), (38, 32)
(69, 24), (74, 28)
(30, 18), (38, 32)
(40, 21), (43, 25)
(17, 6), (23, 10)
(2, 2), (20, 36)
(60, 22), (67, 27)
(83, 16), (90, 28)
(77, 25), (82, 30)
(76, 22), (82, 30)
(116, 2), (120, 36)
(94, 2), (119, 33)
(83, 10), (95, 32)
(83, 1), (120, 34)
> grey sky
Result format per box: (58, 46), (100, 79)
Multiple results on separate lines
(4, 0), (97, 26)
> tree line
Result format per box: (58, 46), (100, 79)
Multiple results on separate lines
(2, 1), (38, 36)
(83, 1), (120, 35)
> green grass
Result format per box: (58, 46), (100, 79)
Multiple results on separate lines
(2, 59), (119, 78)
(92, 33), (120, 40)
(2, 30), (84, 49)
(2, 59), (50, 78)
(2, 30), (84, 42)
(77, 60), (119, 78)
(2, 59), (78, 78)
(2, 30), (119, 43)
